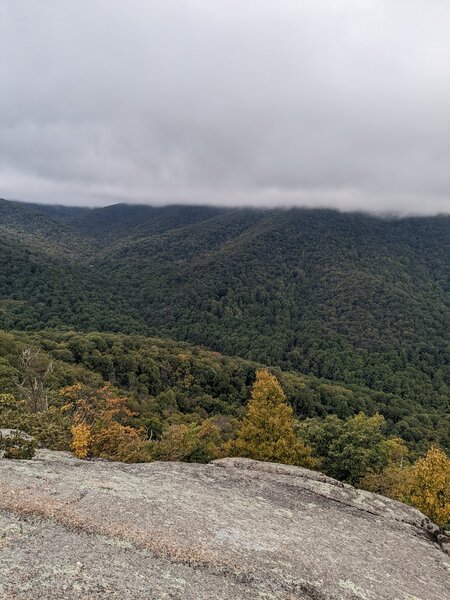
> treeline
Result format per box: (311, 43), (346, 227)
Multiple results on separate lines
(231, 369), (449, 527)
(0, 330), (448, 457)
(1, 347), (448, 526)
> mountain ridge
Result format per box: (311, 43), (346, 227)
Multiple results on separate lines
(0, 198), (448, 414)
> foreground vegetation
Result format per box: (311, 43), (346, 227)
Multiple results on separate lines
(0, 329), (448, 526)
(0, 329), (448, 454)
(0, 200), (448, 525)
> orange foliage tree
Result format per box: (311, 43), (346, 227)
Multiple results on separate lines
(61, 385), (150, 463)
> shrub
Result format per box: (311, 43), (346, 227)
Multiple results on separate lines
(0, 430), (36, 459)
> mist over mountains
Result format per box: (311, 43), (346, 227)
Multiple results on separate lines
(2, 4), (450, 594)
(3, 3), (450, 214)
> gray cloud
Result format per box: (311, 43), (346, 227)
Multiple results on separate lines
(1, 0), (450, 214)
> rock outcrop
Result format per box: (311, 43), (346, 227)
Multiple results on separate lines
(0, 451), (448, 599)
(0, 429), (33, 440)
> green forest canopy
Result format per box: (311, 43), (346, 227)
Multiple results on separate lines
(0, 198), (448, 456)
(0, 329), (448, 455)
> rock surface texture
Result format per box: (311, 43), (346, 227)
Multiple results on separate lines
(0, 451), (449, 600)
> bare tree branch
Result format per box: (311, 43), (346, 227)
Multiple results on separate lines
(16, 347), (53, 413)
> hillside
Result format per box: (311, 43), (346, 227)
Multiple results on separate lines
(0, 452), (448, 599)
(0, 198), (448, 414)
(0, 328), (448, 455)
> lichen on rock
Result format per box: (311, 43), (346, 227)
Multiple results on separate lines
(0, 450), (448, 600)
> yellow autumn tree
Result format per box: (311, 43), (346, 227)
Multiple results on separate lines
(71, 421), (91, 459)
(403, 446), (450, 526)
(230, 369), (317, 468)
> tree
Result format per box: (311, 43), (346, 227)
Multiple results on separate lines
(403, 446), (450, 527)
(364, 445), (450, 527)
(156, 419), (222, 463)
(16, 347), (53, 413)
(230, 369), (317, 467)
(89, 421), (149, 463)
(361, 437), (410, 498)
(296, 412), (396, 485)
(62, 385), (149, 462)
(0, 430), (36, 459)
(71, 422), (91, 459)
(0, 393), (30, 431)
(361, 465), (408, 500)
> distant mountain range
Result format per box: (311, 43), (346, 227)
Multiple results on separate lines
(1, 198), (449, 415)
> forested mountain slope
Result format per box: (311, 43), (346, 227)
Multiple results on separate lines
(0, 329), (448, 453)
(0, 198), (449, 413)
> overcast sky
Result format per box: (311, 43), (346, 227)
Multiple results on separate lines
(1, 1), (450, 214)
